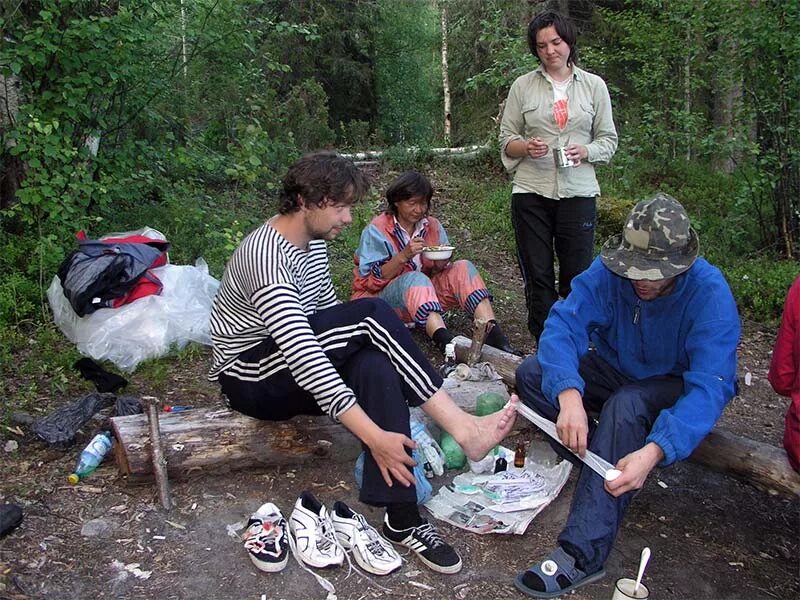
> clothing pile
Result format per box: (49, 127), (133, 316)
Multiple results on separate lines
(49, 227), (219, 372)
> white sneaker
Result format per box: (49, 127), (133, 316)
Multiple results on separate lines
(241, 502), (289, 573)
(331, 501), (402, 576)
(289, 491), (344, 569)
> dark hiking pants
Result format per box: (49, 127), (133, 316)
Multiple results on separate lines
(511, 192), (596, 341)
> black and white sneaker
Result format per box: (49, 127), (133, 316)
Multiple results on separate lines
(242, 502), (289, 572)
(382, 516), (462, 574)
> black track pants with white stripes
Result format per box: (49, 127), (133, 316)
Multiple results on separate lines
(219, 297), (443, 506)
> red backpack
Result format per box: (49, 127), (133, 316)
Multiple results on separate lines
(57, 230), (170, 317)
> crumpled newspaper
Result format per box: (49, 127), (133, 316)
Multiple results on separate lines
(424, 454), (572, 535)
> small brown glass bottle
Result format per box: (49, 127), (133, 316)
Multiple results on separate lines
(514, 440), (526, 468)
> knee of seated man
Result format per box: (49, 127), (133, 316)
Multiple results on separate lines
(603, 387), (652, 422)
(353, 296), (401, 320)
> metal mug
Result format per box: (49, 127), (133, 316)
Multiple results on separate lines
(611, 578), (650, 600)
(553, 146), (576, 168)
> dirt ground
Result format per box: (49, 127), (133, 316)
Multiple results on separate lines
(1, 169), (798, 600)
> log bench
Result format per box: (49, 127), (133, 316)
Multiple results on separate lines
(111, 408), (362, 483)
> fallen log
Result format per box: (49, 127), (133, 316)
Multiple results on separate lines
(111, 407), (360, 483)
(112, 377), (507, 483)
(451, 335), (800, 497)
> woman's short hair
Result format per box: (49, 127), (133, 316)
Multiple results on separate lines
(385, 171), (433, 216)
(279, 151), (370, 214)
(527, 11), (578, 67)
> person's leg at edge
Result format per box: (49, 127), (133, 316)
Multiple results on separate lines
(554, 196), (596, 300)
(511, 193), (558, 341)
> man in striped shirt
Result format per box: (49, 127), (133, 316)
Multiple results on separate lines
(209, 151), (518, 574)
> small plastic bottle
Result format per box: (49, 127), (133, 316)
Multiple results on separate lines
(514, 440), (526, 468)
(68, 431), (113, 485)
(494, 456), (508, 473)
(439, 343), (457, 378)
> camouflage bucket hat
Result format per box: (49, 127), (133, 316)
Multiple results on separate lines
(600, 192), (699, 280)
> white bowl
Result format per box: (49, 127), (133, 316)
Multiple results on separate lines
(422, 245), (454, 260)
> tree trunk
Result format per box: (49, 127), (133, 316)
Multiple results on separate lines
(0, 73), (22, 211)
(711, 38), (741, 174)
(439, 1), (451, 146)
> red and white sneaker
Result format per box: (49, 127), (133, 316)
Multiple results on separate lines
(242, 502), (289, 573)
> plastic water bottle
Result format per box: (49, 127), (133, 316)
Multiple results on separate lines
(409, 418), (446, 476)
(68, 431), (113, 485)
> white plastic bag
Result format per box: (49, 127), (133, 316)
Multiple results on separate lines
(48, 258), (219, 372)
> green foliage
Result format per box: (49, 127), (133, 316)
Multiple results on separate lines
(337, 120), (374, 152)
(595, 194), (633, 247)
(725, 260), (798, 323)
(280, 79), (336, 152)
(374, 0), (440, 145)
(0, 0), (797, 335)
(446, 178), (514, 253)
(0, 224), (67, 326)
(104, 187), (263, 278)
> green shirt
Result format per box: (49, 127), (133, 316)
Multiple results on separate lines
(499, 65), (618, 199)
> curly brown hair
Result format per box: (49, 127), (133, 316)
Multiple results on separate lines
(278, 151), (370, 214)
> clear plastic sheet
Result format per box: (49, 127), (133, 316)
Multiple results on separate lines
(48, 258), (219, 372)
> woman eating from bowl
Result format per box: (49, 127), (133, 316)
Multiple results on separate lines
(352, 171), (518, 355)
(499, 10), (617, 343)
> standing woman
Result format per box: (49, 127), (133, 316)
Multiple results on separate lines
(500, 11), (617, 342)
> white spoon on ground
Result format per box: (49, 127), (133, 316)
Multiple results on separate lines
(634, 547), (651, 594)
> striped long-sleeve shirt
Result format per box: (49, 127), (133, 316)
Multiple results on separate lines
(208, 222), (357, 418)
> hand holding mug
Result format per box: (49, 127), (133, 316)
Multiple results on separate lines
(564, 143), (588, 166)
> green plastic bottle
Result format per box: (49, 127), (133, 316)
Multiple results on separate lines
(439, 431), (466, 470)
(475, 391), (506, 416)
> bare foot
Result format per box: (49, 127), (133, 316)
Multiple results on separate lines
(459, 394), (518, 461)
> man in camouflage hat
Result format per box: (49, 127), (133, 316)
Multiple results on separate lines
(512, 193), (740, 599)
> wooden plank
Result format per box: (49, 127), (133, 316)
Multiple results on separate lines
(451, 335), (800, 497)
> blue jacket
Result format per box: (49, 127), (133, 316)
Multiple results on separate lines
(538, 257), (741, 465)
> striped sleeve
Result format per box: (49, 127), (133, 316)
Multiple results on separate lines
(251, 282), (356, 418)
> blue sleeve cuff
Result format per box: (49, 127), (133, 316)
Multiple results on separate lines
(646, 430), (677, 466)
(544, 376), (586, 406)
